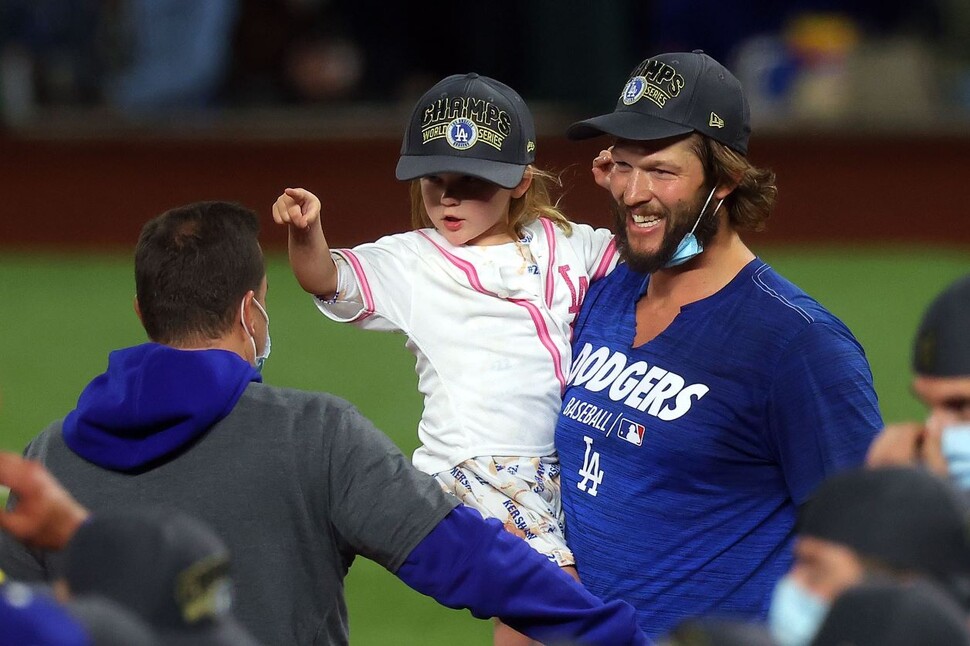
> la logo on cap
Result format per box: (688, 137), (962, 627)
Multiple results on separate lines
(622, 77), (647, 105)
(446, 118), (478, 150)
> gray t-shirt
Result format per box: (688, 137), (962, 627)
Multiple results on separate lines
(0, 383), (459, 646)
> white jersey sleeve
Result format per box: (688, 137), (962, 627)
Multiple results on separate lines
(314, 233), (420, 333)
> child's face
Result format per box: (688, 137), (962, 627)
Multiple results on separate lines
(420, 173), (514, 246)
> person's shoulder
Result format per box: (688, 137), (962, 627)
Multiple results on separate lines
(234, 383), (380, 450)
(743, 262), (863, 353)
(375, 229), (436, 249)
(238, 382), (357, 418)
(22, 421), (67, 461)
(554, 218), (608, 236)
(544, 218), (613, 246)
(743, 262), (846, 328)
(591, 262), (639, 291)
(345, 229), (430, 257)
(575, 263), (639, 319)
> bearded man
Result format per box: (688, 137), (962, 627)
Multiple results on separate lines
(554, 50), (883, 639)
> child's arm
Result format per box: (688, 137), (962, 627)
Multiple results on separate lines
(272, 187), (338, 298)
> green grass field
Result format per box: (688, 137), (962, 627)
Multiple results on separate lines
(0, 246), (966, 644)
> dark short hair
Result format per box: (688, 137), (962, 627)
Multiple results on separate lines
(135, 201), (264, 344)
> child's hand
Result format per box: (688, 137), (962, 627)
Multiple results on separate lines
(273, 188), (321, 230)
(591, 148), (614, 190)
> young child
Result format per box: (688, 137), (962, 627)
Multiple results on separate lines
(273, 73), (618, 642)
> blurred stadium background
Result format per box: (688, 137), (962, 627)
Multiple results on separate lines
(1, 1), (969, 644)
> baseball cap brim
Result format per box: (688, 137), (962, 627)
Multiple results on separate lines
(566, 111), (694, 142)
(395, 155), (527, 189)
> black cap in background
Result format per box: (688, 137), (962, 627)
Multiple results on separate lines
(913, 273), (970, 377)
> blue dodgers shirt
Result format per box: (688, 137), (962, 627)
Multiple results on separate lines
(555, 259), (882, 638)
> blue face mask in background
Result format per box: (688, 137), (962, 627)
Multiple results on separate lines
(942, 423), (970, 490)
(768, 575), (830, 646)
(663, 186), (724, 268)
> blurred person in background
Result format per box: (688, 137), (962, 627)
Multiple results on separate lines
(0, 0), (240, 122)
(767, 465), (970, 646)
(867, 274), (970, 489)
(223, 0), (363, 106)
(1, 583), (160, 646)
(0, 0), (104, 123)
(649, 0), (938, 67)
(0, 452), (158, 646)
(54, 507), (264, 646)
(105, 0), (240, 117)
(809, 579), (970, 646)
(659, 617), (777, 646)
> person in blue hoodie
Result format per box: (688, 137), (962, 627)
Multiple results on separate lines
(0, 452), (159, 646)
(0, 200), (647, 646)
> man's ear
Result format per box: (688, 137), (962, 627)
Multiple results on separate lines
(714, 172), (742, 201)
(133, 297), (142, 323)
(241, 290), (258, 335)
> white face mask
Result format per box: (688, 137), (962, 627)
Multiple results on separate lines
(768, 575), (830, 646)
(240, 296), (271, 372)
(941, 423), (970, 490)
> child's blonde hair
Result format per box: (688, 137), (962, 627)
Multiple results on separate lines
(409, 166), (573, 240)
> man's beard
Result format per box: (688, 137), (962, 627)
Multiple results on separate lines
(612, 189), (721, 275)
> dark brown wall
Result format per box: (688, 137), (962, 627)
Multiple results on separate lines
(2, 133), (968, 250)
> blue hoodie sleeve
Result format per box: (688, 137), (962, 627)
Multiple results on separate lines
(396, 505), (649, 646)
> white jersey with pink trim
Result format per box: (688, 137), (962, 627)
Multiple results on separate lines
(316, 218), (618, 475)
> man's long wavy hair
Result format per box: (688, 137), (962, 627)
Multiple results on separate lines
(691, 136), (778, 232)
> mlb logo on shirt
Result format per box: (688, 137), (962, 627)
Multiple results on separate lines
(615, 418), (645, 446)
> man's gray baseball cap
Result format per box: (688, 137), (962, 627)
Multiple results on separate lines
(567, 50), (751, 155)
(913, 274), (970, 377)
(396, 72), (536, 189)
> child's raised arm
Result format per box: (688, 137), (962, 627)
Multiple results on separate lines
(272, 187), (338, 298)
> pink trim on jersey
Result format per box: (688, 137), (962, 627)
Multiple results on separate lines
(338, 249), (375, 322)
(417, 230), (566, 391)
(416, 230), (495, 295)
(510, 297), (567, 392)
(592, 238), (618, 281)
(539, 218), (557, 308)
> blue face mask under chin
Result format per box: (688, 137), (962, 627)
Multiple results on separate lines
(942, 423), (970, 490)
(768, 575), (830, 646)
(664, 232), (703, 268)
(664, 186), (723, 268)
